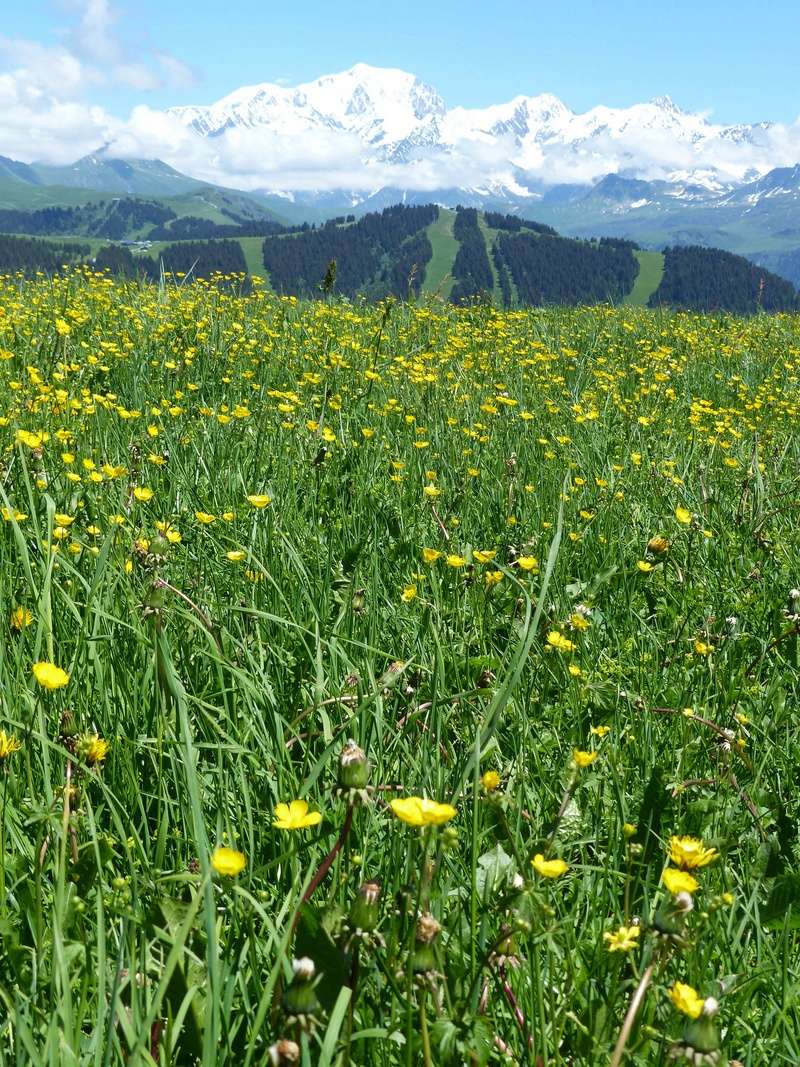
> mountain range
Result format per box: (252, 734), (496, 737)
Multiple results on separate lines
(2, 65), (800, 283)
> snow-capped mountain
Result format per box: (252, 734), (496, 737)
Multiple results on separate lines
(165, 64), (788, 195)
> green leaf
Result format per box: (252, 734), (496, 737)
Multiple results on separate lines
(295, 903), (351, 1012)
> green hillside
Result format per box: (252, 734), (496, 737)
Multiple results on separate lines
(422, 208), (458, 298)
(624, 250), (665, 306)
(1, 203), (796, 313)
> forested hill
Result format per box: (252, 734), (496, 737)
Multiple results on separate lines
(649, 246), (799, 313)
(0, 202), (797, 312)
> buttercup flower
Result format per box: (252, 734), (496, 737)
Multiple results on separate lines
(662, 868), (700, 895)
(481, 769), (501, 792)
(32, 661), (70, 690)
(0, 729), (22, 760)
(603, 924), (641, 952)
(547, 631), (576, 653)
(389, 796), (457, 827)
(211, 846), (247, 876)
(273, 799), (322, 830)
(669, 835), (719, 870)
(531, 854), (569, 878)
(670, 981), (705, 1019)
(10, 606), (32, 630)
(573, 749), (598, 768)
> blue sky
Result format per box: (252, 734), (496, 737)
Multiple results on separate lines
(3, 0), (799, 123)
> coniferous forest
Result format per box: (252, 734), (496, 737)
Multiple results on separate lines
(650, 245), (799, 313)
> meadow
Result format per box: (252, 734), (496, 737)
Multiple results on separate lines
(0, 269), (798, 1066)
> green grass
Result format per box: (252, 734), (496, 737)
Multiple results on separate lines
(625, 250), (665, 306)
(476, 219), (504, 304)
(0, 278), (798, 1066)
(422, 208), (459, 298)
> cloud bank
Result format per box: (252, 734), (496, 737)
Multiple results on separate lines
(1, 7), (800, 193)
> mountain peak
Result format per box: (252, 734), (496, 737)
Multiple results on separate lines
(649, 94), (682, 114)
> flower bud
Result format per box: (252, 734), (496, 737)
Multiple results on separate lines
(338, 739), (370, 790)
(283, 957), (319, 1019)
(268, 1039), (300, 1066)
(349, 880), (381, 932)
(411, 912), (441, 974)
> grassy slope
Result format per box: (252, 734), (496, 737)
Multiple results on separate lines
(0, 179), (103, 211)
(477, 218), (504, 304)
(422, 209), (458, 298)
(624, 250), (665, 306)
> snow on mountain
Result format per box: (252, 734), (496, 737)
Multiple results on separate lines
(169, 64), (446, 154)
(75, 63), (794, 214)
(165, 67), (787, 196)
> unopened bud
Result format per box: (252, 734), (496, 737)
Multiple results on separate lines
(268, 1039), (300, 1066)
(349, 880), (381, 932)
(338, 739), (369, 789)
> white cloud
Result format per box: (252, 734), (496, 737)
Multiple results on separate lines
(0, 0), (197, 163)
(1, 15), (799, 196)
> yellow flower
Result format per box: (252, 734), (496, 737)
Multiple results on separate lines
(246, 494), (271, 508)
(531, 854), (569, 878)
(693, 640), (713, 656)
(517, 556), (539, 572)
(675, 506), (692, 525)
(636, 560), (654, 573)
(211, 846), (247, 877)
(446, 554), (466, 568)
(16, 429), (45, 449)
(573, 749), (598, 769)
(10, 606), (33, 630)
(485, 570), (503, 588)
(668, 835), (719, 870)
(669, 981), (705, 1019)
(77, 733), (110, 765)
(195, 511), (216, 524)
(401, 584), (418, 603)
(546, 631), (575, 653)
(0, 729), (22, 759)
(473, 549), (496, 564)
(603, 924), (641, 953)
(590, 725), (611, 737)
(133, 487), (153, 502)
(32, 661), (70, 690)
(422, 548), (441, 564)
(622, 823), (637, 838)
(273, 799), (323, 830)
(389, 796), (457, 827)
(226, 550), (246, 562)
(423, 484), (441, 498)
(481, 770), (501, 792)
(661, 868), (700, 895)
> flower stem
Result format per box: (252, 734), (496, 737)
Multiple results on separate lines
(302, 803), (354, 904)
(609, 959), (655, 1067)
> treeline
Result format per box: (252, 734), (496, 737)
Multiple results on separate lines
(494, 233), (639, 306)
(0, 234), (90, 274)
(147, 216), (290, 240)
(450, 208), (494, 303)
(0, 199), (177, 239)
(94, 240), (248, 281)
(650, 246), (799, 313)
(262, 204), (437, 298)
(484, 212), (557, 236)
(0, 198), (289, 243)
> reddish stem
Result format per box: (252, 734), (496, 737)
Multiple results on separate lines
(302, 804), (354, 904)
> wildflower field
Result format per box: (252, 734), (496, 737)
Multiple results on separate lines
(0, 270), (799, 1066)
